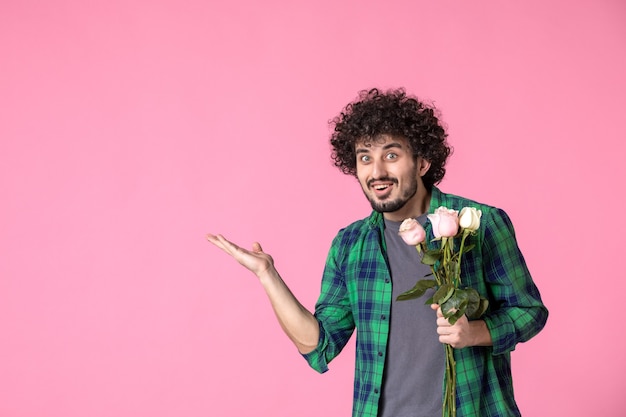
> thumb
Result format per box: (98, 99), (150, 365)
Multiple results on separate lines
(431, 304), (444, 317)
(252, 242), (263, 253)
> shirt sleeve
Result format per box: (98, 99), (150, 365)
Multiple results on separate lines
(302, 234), (356, 373)
(480, 208), (548, 355)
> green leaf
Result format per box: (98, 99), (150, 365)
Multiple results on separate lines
(463, 289), (489, 319)
(475, 298), (489, 318)
(441, 290), (469, 325)
(432, 284), (455, 305)
(421, 249), (442, 265)
(396, 279), (437, 301)
(464, 288), (481, 318)
(445, 309), (465, 325)
(442, 290), (468, 313)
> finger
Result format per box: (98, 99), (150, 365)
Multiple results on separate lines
(252, 242), (263, 253)
(437, 326), (451, 336)
(439, 335), (458, 348)
(437, 317), (450, 327)
(217, 235), (249, 258)
(207, 234), (243, 257)
(206, 233), (229, 251)
(431, 304), (444, 318)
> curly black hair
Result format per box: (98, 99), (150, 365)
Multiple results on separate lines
(329, 88), (452, 188)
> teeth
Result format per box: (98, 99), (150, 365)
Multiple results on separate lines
(374, 185), (389, 190)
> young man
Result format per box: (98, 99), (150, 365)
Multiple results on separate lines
(207, 88), (548, 417)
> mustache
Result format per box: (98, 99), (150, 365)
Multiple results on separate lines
(367, 177), (398, 187)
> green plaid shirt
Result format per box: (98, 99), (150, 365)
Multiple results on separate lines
(303, 187), (548, 417)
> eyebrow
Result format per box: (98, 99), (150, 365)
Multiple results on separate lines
(355, 142), (405, 154)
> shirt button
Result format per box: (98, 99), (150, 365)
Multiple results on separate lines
(384, 278), (390, 283)
(374, 388), (379, 394)
(378, 351), (383, 356)
(380, 315), (386, 320)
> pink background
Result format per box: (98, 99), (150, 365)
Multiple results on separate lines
(1, 1), (625, 416)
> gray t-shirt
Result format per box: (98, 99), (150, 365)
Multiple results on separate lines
(379, 215), (444, 417)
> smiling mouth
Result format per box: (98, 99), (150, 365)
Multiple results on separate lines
(367, 178), (397, 198)
(370, 182), (395, 197)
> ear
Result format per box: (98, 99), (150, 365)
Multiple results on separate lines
(417, 158), (431, 177)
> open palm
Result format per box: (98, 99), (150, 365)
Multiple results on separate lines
(206, 234), (274, 277)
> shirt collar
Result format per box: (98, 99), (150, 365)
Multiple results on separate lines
(429, 185), (443, 213)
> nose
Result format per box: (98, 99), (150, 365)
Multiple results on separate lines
(371, 159), (387, 179)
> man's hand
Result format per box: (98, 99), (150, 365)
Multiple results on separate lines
(431, 304), (493, 349)
(206, 234), (274, 279)
(206, 233), (319, 353)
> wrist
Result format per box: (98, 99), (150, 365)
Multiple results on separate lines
(257, 267), (280, 287)
(469, 320), (493, 347)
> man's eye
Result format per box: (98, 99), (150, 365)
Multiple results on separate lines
(360, 155), (370, 163)
(386, 153), (398, 160)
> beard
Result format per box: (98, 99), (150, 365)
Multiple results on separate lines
(363, 165), (419, 213)
(364, 180), (418, 213)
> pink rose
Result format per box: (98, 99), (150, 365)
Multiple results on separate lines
(398, 218), (426, 246)
(427, 207), (459, 238)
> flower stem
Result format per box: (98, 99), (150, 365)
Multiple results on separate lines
(442, 237), (453, 285)
(457, 231), (469, 287)
(443, 344), (456, 417)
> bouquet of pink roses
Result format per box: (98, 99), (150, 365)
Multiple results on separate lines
(397, 206), (489, 417)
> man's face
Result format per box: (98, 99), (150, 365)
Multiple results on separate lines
(355, 135), (429, 220)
